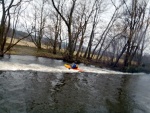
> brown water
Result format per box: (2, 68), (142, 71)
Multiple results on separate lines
(0, 55), (150, 113)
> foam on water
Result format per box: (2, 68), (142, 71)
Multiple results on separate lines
(0, 61), (129, 74)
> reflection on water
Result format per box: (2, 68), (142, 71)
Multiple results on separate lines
(0, 55), (149, 113)
(0, 71), (150, 113)
(0, 55), (127, 74)
(1, 55), (63, 67)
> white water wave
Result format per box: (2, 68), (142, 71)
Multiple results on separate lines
(0, 61), (129, 74)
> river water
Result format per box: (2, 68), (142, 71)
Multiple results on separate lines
(0, 55), (150, 113)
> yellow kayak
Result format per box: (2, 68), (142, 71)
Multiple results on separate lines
(64, 64), (84, 72)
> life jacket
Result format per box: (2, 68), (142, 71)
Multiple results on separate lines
(72, 63), (78, 69)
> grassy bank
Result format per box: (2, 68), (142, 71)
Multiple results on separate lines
(6, 38), (96, 64)
(6, 43), (104, 67)
(5, 38), (150, 73)
(6, 44), (63, 60)
(6, 38), (63, 59)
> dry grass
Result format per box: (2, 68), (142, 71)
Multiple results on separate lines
(6, 38), (63, 60)
(6, 37), (137, 67)
(6, 38), (48, 49)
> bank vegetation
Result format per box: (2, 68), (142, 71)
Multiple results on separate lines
(0, 0), (150, 72)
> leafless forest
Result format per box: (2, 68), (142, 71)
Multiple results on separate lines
(0, 0), (150, 69)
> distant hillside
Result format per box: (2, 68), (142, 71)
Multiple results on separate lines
(7, 28), (68, 49)
(7, 28), (27, 38)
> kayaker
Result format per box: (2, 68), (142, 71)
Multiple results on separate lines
(71, 62), (78, 69)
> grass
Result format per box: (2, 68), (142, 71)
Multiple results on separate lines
(5, 41), (133, 66)
(5, 38), (62, 59)
(5, 38), (144, 73)
(6, 44), (64, 60)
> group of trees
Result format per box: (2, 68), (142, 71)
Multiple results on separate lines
(0, 0), (34, 56)
(0, 0), (150, 67)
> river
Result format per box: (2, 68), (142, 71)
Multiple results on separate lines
(0, 55), (150, 113)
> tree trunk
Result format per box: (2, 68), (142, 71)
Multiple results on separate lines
(114, 43), (128, 67)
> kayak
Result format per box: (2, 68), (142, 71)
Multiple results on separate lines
(64, 64), (84, 72)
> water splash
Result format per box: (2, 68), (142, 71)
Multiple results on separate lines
(0, 60), (129, 74)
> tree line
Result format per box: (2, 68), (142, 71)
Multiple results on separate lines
(0, 0), (150, 68)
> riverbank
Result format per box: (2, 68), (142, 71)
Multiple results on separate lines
(5, 39), (150, 74)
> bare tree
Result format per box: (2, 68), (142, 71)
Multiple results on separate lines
(90, 2), (123, 61)
(123, 0), (148, 66)
(75, 1), (94, 59)
(30, 0), (48, 50)
(129, 14), (150, 65)
(44, 0), (63, 54)
(83, 0), (102, 59)
(113, 0), (149, 67)
(53, 1), (63, 54)
(0, 0), (32, 57)
(51, 0), (77, 61)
